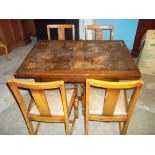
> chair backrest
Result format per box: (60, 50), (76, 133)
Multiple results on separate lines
(85, 25), (114, 40)
(86, 79), (144, 116)
(8, 80), (68, 118)
(47, 24), (75, 40)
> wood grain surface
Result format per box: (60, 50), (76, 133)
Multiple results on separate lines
(15, 40), (141, 82)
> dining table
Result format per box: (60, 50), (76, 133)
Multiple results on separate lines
(15, 40), (141, 82)
(15, 40), (141, 113)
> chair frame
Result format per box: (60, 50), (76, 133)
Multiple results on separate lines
(8, 80), (78, 135)
(47, 24), (75, 40)
(0, 40), (8, 59)
(85, 79), (144, 135)
(85, 25), (114, 40)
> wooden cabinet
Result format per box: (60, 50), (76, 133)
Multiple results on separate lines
(0, 19), (30, 55)
(131, 19), (155, 57)
(22, 19), (36, 37)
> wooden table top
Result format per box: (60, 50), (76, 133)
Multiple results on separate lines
(15, 40), (141, 82)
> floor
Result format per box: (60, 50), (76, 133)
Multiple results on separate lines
(0, 39), (155, 135)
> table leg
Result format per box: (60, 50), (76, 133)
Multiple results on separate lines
(81, 83), (85, 115)
(74, 83), (85, 115)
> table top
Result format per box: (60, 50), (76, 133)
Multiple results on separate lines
(15, 40), (141, 82)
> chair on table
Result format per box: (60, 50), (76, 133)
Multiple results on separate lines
(8, 79), (78, 135)
(85, 25), (114, 40)
(85, 79), (144, 135)
(0, 40), (8, 59)
(47, 24), (75, 40)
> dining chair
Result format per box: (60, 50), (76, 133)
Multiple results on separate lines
(85, 25), (114, 40)
(47, 24), (75, 40)
(8, 79), (78, 135)
(47, 24), (79, 97)
(85, 79), (144, 135)
(0, 40), (8, 59)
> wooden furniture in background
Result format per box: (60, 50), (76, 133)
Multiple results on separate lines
(47, 24), (75, 40)
(85, 25), (114, 40)
(22, 19), (36, 37)
(0, 40), (8, 59)
(0, 19), (30, 56)
(85, 79), (144, 134)
(8, 79), (78, 135)
(131, 19), (155, 57)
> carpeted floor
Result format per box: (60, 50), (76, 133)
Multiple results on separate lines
(0, 39), (155, 135)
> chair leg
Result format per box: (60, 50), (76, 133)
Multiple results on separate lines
(120, 121), (130, 135)
(74, 97), (79, 118)
(69, 120), (75, 135)
(68, 98), (78, 135)
(119, 120), (130, 135)
(81, 83), (85, 115)
(64, 120), (70, 135)
(3, 46), (8, 60)
(84, 84), (88, 135)
(3, 45), (8, 60)
(118, 122), (122, 133)
(84, 115), (88, 135)
(25, 118), (35, 135)
(34, 122), (40, 135)
(69, 119), (76, 135)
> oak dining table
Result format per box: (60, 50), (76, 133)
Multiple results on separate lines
(15, 40), (141, 82)
(15, 40), (141, 113)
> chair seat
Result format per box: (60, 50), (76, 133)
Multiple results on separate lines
(29, 88), (75, 116)
(89, 87), (127, 115)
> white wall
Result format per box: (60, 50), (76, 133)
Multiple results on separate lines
(79, 19), (95, 40)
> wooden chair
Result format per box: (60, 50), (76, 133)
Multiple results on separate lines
(8, 79), (78, 135)
(85, 79), (144, 135)
(47, 24), (78, 92)
(85, 25), (114, 40)
(0, 40), (8, 59)
(47, 24), (75, 40)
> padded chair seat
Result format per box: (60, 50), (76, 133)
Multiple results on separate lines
(89, 87), (127, 115)
(29, 88), (75, 116)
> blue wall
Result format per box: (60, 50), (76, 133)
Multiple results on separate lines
(95, 19), (139, 50)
